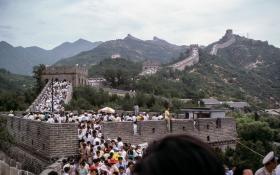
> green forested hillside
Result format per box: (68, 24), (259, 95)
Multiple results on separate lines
(132, 46), (279, 108)
(91, 41), (279, 108)
(88, 58), (142, 77)
(0, 69), (36, 111)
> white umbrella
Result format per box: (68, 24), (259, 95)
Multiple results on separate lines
(98, 107), (115, 114)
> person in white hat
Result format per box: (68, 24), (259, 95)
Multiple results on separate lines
(255, 151), (278, 175)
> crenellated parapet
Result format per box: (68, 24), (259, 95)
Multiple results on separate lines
(102, 117), (237, 149)
(0, 115), (79, 160)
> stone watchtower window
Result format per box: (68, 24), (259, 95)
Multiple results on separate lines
(11, 119), (14, 129)
(18, 121), (21, 131)
(216, 118), (221, 128)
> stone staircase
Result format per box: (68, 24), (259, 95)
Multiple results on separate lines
(26, 81), (51, 112)
(26, 81), (73, 112)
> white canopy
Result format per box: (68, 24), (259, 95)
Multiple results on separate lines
(98, 107), (115, 114)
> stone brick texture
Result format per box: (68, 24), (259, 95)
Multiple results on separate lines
(102, 118), (237, 146)
(0, 114), (237, 174)
(1, 115), (79, 160)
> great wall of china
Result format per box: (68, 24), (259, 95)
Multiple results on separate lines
(210, 29), (236, 56)
(0, 39), (239, 174)
(169, 45), (199, 71)
(0, 113), (237, 174)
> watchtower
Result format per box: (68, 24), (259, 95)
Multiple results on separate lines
(41, 65), (88, 87)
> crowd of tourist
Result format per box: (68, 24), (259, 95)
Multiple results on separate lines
(57, 117), (145, 175)
(21, 111), (165, 123)
(7, 80), (280, 175)
(33, 81), (71, 112)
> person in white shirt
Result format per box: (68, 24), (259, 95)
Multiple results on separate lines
(255, 151), (278, 175)
(47, 117), (55, 123)
(117, 137), (124, 149)
(126, 161), (134, 175)
(276, 164), (280, 175)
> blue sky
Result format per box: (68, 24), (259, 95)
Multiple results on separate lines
(0, 0), (279, 49)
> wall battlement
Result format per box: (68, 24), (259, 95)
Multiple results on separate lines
(43, 66), (88, 75)
(102, 117), (237, 148)
(1, 115), (236, 173)
(1, 115), (79, 160)
(2, 116), (237, 158)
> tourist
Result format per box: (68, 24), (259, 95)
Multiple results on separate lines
(119, 166), (127, 175)
(8, 110), (14, 116)
(63, 166), (71, 175)
(133, 134), (225, 175)
(164, 107), (171, 132)
(233, 165), (253, 175)
(88, 165), (99, 175)
(276, 163), (280, 175)
(79, 161), (89, 175)
(48, 171), (59, 175)
(255, 151), (278, 175)
(126, 162), (134, 175)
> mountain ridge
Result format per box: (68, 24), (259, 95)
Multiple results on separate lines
(0, 39), (102, 75)
(55, 35), (187, 66)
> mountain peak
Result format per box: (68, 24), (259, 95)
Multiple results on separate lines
(0, 41), (13, 48)
(124, 34), (142, 41)
(152, 36), (168, 43)
(153, 36), (162, 41)
(75, 38), (90, 43)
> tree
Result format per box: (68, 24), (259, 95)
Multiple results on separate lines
(33, 64), (46, 94)
(220, 113), (279, 172)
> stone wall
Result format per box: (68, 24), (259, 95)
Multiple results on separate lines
(1, 115), (79, 160)
(2, 146), (48, 174)
(102, 118), (237, 147)
(0, 151), (34, 175)
(0, 115), (236, 174)
(210, 30), (236, 56)
(169, 46), (199, 71)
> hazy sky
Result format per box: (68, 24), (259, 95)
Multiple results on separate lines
(0, 0), (279, 49)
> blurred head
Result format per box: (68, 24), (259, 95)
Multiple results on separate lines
(234, 165), (253, 175)
(133, 134), (224, 175)
(48, 171), (58, 175)
(119, 166), (125, 173)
